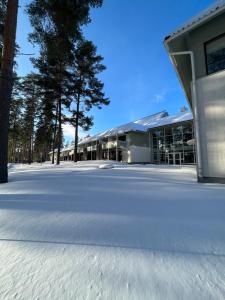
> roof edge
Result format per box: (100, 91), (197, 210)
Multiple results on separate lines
(164, 1), (225, 44)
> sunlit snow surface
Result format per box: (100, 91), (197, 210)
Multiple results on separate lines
(0, 161), (225, 300)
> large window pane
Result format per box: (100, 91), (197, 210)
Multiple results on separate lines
(182, 123), (192, 134)
(183, 133), (193, 142)
(173, 125), (183, 135)
(184, 152), (195, 164)
(118, 135), (126, 141)
(205, 34), (225, 75)
(152, 129), (163, 138)
(165, 135), (173, 151)
(165, 126), (172, 136)
(153, 137), (158, 149)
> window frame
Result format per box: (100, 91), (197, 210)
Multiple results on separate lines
(204, 32), (225, 75)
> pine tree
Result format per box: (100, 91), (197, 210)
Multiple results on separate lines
(30, 54), (56, 163)
(20, 73), (40, 164)
(8, 77), (24, 163)
(0, 0), (7, 56)
(0, 0), (19, 183)
(27, 0), (104, 165)
(68, 40), (109, 162)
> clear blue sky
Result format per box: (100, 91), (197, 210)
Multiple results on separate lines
(16, 0), (215, 141)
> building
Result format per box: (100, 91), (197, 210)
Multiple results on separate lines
(164, 1), (225, 182)
(52, 110), (195, 165)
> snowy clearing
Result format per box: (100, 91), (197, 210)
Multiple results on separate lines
(0, 161), (225, 300)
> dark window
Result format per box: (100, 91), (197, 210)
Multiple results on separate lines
(182, 122), (192, 134)
(205, 34), (225, 75)
(118, 135), (126, 141)
(165, 126), (172, 136)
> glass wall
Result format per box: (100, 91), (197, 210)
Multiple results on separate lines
(151, 121), (196, 164)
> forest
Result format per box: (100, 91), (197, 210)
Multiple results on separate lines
(0, 0), (109, 183)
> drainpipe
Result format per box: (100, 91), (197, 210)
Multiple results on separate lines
(169, 51), (202, 179)
(108, 137), (110, 160)
(116, 134), (118, 161)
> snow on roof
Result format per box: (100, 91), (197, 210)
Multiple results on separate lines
(78, 111), (168, 145)
(145, 111), (193, 130)
(58, 111), (193, 152)
(77, 111), (193, 146)
(165, 0), (225, 42)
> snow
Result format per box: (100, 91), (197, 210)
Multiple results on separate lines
(78, 111), (168, 145)
(98, 163), (114, 169)
(145, 111), (193, 129)
(0, 161), (225, 299)
(58, 112), (193, 154)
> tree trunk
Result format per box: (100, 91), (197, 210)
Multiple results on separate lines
(0, 0), (18, 183)
(28, 134), (32, 164)
(52, 101), (59, 164)
(28, 88), (35, 164)
(74, 96), (80, 162)
(56, 96), (62, 165)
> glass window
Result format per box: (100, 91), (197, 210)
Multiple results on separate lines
(182, 122), (192, 134)
(165, 135), (173, 151)
(153, 152), (159, 162)
(184, 152), (195, 164)
(152, 129), (163, 138)
(152, 137), (158, 149)
(173, 125), (182, 135)
(183, 133), (192, 142)
(118, 135), (126, 141)
(205, 34), (225, 75)
(165, 126), (172, 136)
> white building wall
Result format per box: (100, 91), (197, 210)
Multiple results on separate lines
(122, 146), (151, 163)
(195, 70), (225, 178)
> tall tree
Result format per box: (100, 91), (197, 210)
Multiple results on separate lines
(0, 0), (7, 54)
(27, 0), (103, 165)
(68, 40), (109, 162)
(8, 78), (23, 163)
(0, 0), (18, 183)
(20, 74), (39, 164)
(30, 51), (57, 163)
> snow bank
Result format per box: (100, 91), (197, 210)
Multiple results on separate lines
(98, 163), (114, 169)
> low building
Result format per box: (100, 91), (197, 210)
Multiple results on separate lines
(52, 110), (195, 165)
(164, 1), (225, 182)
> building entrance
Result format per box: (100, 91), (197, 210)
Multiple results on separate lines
(167, 152), (182, 165)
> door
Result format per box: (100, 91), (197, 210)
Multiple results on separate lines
(174, 152), (181, 165)
(167, 152), (182, 165)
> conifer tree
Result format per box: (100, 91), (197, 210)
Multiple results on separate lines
(8, 77), (23, 163)
(0, 0), (19, 183)
(20, 73), (40, 164)
(0, 0), (6, 55)
(68, 40), (109, 162)
(27, 0), (103, 165)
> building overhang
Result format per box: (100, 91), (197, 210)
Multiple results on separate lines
(165, 1), (225, 43)
(164, 1), (225, 109)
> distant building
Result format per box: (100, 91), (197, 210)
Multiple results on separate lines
(50, 111), (195, 165)
(164, 1), (225, 183)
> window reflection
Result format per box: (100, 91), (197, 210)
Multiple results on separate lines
(151, 121), (195, 164)
(205, 34), (225, 75)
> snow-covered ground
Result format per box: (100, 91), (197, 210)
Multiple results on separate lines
(0, 161), (225, 300)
